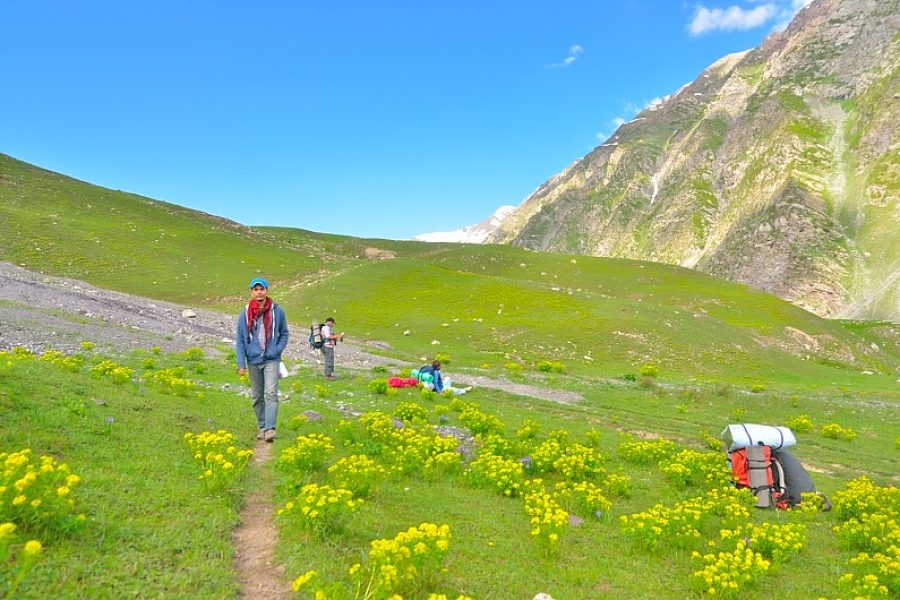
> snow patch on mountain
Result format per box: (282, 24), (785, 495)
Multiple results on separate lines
(414, 205), (516, 243)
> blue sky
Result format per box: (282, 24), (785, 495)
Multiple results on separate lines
(1, 0), (809, 240)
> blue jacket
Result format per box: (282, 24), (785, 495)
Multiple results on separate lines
(235, 303), (289, 368)
(419, 365), (444, 393)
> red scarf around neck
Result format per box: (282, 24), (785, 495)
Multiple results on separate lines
(246, 297), (273, 348)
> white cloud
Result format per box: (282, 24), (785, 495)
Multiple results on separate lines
(548, 44), (584, 69)
(612, 117), (627, 127)
(689, 3), (778, 35)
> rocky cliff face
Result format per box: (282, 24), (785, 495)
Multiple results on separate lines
(490, 0), (899, 321)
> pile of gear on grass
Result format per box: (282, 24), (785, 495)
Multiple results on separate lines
(723, 423), (830, 511)
(307, 321), (469, 394)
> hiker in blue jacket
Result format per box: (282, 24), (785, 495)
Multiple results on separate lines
(418, 360), (471, 395)
(236, 277), (289, 442)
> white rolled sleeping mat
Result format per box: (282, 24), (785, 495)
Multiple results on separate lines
(721, 423), (796, 452)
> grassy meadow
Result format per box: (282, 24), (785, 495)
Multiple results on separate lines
(1, 152), (898, 598)
(0, 345), (897, 598)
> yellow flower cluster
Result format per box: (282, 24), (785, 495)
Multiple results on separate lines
(362, 523), (452, 597)
(551, 443), (606, 481)
(290, 569), (316, 592)
(829, 477), (899, 597)
(393, 427), (461, 475)
(820, 422), (857, 441)
(0, 521), (44, 596)
(601, 472), (633, 498)
(840, 547), (898, 598)
(792, 491), (826, 517)
(584, 429), (602, 448)
(144, 367), (202, 397)
(290, 524), (457, 599)
(700, 431), (723, 451)
(448, 398), (469, 413)
(515, 419), (542, 440)
(465, 452), (525, 497)
(617, 436), (676, 464)
(531, 438), (565, 472)
(524, 489), (568, 555)
(719, 522), (806, 564)
(90, 359), (133, 384)
(458, 405), (504, 436)
(327, 454), (386, 498)
(620, 487), (754, 550)
(360, 412), (460, 475)
(0, 348), (34, 368)
(38, 349), (84, 373)
(13, 347), (35, 360)
(553, 480), (612, 520)
(0, 448), (86, 534)
(833, 477), (899, 522)
(476, 433), (514, 458)
(690, 540), (771, 597)
(393, 402), (429, 424)
(784, 414), (813, 433)
(183, 430), (253, 492)
(360, 411), (396, 438)
(660, 449), (731, 489)
(834, 512), (899, 553)
(620, 501), (703, 550)
(698, 487), (756, 521)
(422, 452), (463, 481)
(278, 483), (361, 537)
(278, 433), (336, 473)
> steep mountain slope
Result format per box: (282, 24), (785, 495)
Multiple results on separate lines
(489, 0), (899, 322)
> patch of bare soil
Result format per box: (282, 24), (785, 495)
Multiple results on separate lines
(450, 373), (583, 405)
(233, 440), (291, 599)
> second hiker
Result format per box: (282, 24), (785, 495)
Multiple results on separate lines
(321, 317), (344, 380)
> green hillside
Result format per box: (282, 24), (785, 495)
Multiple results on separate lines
(0, 153), (326, 303)
(1, 152), (898, 390)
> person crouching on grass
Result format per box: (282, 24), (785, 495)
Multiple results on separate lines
(236, 278), (289, 442)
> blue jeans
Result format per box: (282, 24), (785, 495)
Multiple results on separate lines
(248, 360), (279, 430)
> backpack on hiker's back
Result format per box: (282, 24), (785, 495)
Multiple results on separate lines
(308, 320), (325, 350)
(729, 444), (789, 509)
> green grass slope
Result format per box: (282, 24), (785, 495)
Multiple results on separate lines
(276, 240), (899, 390)
(1, 151), (898, 391)
(0, 153), (326, 303)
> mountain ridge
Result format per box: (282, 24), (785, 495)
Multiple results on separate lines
(486, 0), (899, 322)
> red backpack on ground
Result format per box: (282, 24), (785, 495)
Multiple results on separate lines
(730, 445), (790, 509)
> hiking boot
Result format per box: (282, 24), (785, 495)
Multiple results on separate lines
(256, 428), (265, 440)
(264, 429), (276, 443)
